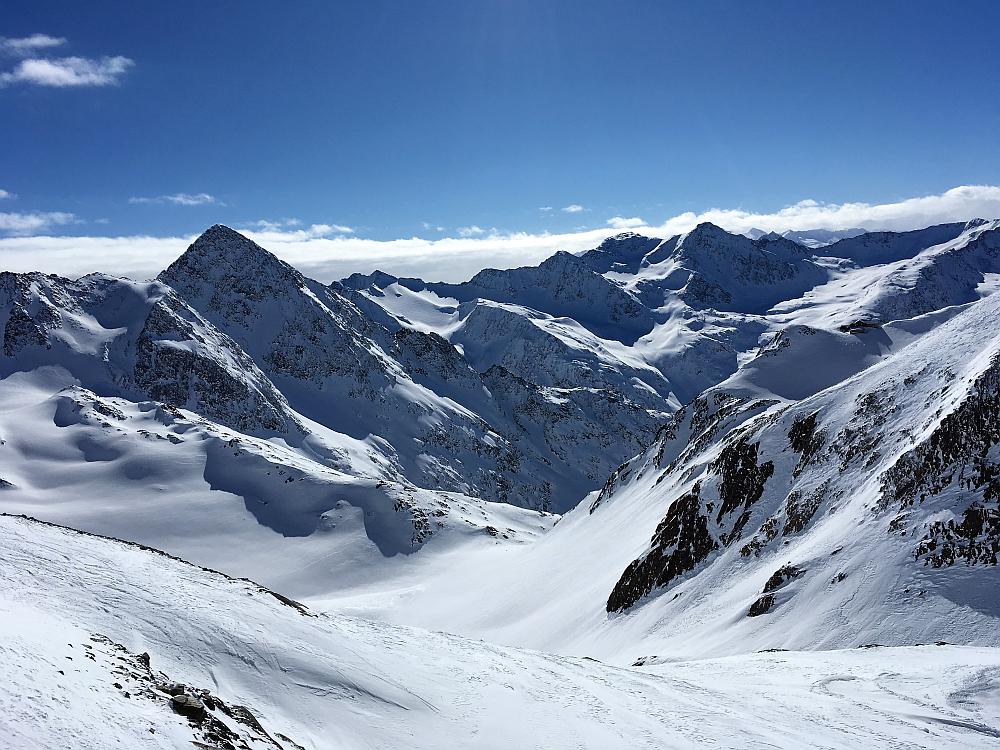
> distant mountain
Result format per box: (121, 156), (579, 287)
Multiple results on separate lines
(781, 227), (867, 247)
(158, 226), (666, 511)
(745, 227), (867, 246)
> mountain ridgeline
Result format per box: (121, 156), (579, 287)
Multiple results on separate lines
(2, 218), (1000, 658)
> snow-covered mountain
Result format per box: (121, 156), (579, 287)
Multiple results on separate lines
(0, 270), (299, 436)
(5, 217), (1000, 747)
(154, 226), (666, 511)
(745, 227), (868, 248)
(317, 218), (1000, 662)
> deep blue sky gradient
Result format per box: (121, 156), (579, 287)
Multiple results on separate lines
(2, 0), (999, 238)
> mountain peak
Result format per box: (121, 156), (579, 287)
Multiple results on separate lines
(188, 223), (272, 255)
(160, 224), (303, 292)
(594, 232), (661, 255)
(202, 222), (242, 238)
(341, 269), (399, 290)
(580, 232), (663, 274)
(685, 221), (731, 239)
(185, 224), (287, 265)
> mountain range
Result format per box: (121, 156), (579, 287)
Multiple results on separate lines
(4, 217), (1000, 748)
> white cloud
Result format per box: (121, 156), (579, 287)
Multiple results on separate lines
(250, 218), (303, 231)
(641, 185), (1000, 237)
(606, 216), (646, 229)
(250, 219), (292, 232)
(306, 223), (353, 236)
(561, 204), (585, 213)
(246, 223), (353, 244)
(0, 211), (76, 236)
(0, 55), (133, 87)
(457, 225), (487, 237)
(538, 206), (553, 212)
(129, 193), (219, 206)
(2, 185), (999, 283)
(0, 189), (13, 200)
(240, 220), (350, 239)
(0, 34), (66, 57)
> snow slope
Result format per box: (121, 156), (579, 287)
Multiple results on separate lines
(318, 246), (1000, 666)
(5, 513), (1000, 750)
(0, 270), (299, 436)
(0, 366), (553, 600)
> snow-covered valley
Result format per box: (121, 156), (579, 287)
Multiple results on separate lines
(3, 219), (1000, 747)
(5, 514), (1000, 749)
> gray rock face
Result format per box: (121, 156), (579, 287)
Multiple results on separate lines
(170, 693), (206, 720)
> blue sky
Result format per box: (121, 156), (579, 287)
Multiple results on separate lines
(2, 0), (1000, 281)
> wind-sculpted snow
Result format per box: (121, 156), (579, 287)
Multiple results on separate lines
(0, 367), (554, 600)
(5, 514), (1000, 749)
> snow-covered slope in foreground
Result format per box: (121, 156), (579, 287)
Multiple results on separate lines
(4, 514), (1000, 750)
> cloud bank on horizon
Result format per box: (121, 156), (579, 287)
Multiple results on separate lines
(1, 185), (999, 284)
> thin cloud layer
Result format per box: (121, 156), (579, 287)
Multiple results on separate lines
(0, 211), (77, 236)
(248, 223), (354, 241)
(1, 185), (998, 283)
(0, 34), (66, 57)
(129, 193), (219, 206)
(607, 216), (646, 229)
